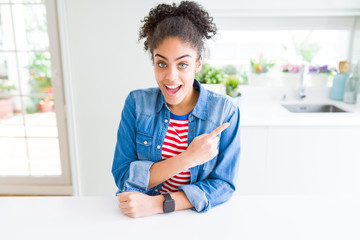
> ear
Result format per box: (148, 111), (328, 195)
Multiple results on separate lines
(195, 56), (203, 74)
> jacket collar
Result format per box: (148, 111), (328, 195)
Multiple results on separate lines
(156, 79), (208, 120)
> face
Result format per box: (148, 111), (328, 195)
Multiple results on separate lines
(153, 37), (202, 110)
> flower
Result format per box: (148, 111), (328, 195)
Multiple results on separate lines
(281, 64), (300, 73)
(308, 65), (331, 74)
(250, 56), (275, 73)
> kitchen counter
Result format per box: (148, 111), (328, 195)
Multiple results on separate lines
(238, 86), (360, 126)
(1, 195), (360, 240)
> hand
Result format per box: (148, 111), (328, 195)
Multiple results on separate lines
(118, 191), (163, 218)
(184, 122), (230, 168)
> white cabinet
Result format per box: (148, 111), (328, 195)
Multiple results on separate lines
(238, 126), (360, 195)
(237, 127), (267, 194)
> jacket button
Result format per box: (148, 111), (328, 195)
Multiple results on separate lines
(164, 119), (168, 123)
(157, 145), (161, 149)
(144, 141), (148, 145)
(190, 129), (194, 132)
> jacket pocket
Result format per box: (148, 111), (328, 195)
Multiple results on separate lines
(136, 132), (153, 160)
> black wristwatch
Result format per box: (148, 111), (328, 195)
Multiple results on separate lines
(162, 193), (175, 213)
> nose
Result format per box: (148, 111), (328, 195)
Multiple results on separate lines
(166, 65), (178, 81)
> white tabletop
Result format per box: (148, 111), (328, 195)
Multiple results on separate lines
(1, 194), (359, 240)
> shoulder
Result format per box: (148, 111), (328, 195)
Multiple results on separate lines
(206, 90), (239, 123)
(126, 88), (162, 114)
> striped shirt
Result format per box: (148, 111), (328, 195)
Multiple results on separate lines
(160, 112), (191, 194)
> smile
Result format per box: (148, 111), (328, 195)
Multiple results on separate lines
(164, 84), (182, 96)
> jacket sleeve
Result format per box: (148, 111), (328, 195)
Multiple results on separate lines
(179, 106), (241, 213)
(111, 92), (154, 194)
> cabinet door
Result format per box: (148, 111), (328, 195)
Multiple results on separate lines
(266, 126), (360, 195)
(237, 127), (267, 195)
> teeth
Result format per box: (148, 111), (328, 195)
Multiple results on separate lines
(166, 85), (181, 89)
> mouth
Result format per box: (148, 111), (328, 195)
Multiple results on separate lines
(164, 84), (182, 96)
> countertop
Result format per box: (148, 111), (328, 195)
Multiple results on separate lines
(1, 195), (360, 240)
(238, 86), (360, 127)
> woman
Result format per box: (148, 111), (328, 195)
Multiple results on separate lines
(112, 1), (240, 218)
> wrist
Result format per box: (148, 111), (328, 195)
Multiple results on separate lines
(152, 195), (165, 214)
(180, 150), (193, 170)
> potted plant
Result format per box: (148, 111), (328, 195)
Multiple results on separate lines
(248, 56), (275, 86)
(280, 63), (301, 86)
(38, 87), (54, 112)
(307, 65), (333, 87)
(196, 63), (226, 94)
(27, 52), (53, 113)
(225, 76), (242, 104)
(0, 81), (16, 119)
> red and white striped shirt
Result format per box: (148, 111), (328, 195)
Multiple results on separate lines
(160, 112), (191, 194)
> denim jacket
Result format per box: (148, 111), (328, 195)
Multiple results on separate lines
(112, 79), (241, 213)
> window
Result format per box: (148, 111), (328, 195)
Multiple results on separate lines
(205, 16), (356, 86)
(0, 0), (72, 195)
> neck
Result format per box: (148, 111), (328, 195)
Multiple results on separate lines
(169, 89), (199, 115)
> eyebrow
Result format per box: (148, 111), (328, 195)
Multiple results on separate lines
(154, 54), (192, 61)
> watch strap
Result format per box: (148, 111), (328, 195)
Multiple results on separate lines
(163, 193), (175, 213)
(163, 193), (172, 201)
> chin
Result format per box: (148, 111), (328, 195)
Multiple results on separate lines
(165, 98), (182, 107)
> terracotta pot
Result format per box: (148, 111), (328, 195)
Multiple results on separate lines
(39, 100), (54, 112)
(0, 98), (14, 119)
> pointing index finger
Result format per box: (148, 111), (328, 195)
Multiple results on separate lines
(209, 122), (230, 138)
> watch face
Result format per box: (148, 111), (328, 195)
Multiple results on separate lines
(163, 199), (175, 213)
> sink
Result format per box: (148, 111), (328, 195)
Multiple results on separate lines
(282, 104), (348, 113)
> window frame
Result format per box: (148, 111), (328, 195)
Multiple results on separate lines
(0, 0), (72, 195)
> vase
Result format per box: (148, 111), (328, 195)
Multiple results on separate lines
(281, 73), (301, 87)
(0, 98), (14, 119)
(248, 72), (272, 86)
(201, 83), (226, 95)
(306, 73), (330, 87)
(39, 100), (54, 112)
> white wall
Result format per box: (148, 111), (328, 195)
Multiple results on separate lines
(60, 0), (360, 196)
(61, 0), (171, 195)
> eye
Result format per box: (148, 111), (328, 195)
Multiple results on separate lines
(178, 63), (188, 69)
(157, 62), (167, 68)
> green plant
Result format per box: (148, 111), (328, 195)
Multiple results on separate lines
(288, 31), (320, 63)
(222, 64), (237, 75)
(250, 57), (275, 73)
(196, 63), (226, 84)
(25, 52), (53, 113)
(27, 52), (52, 94)
(0, 82), (16, 93)
(225, 76), (241, 97)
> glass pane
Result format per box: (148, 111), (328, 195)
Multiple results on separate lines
(28, 138), (61, 176)
(12, 4), (48, 51)
(0, 52), (20, 95)
(207, 30), (350, 67)
(23, 97), (57, 138)
(0, 4), (15, 50)
(0, 96), (25, 137)
(0, 137), (29, 176)
(18, 51), (52, 95)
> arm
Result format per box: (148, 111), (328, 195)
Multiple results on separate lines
(118, 190), (193, 218)
(179, 106), (241, 213)
(112, 92), (227, 193)
(112, 93), (155, 193)
(148, 122), (230, 189)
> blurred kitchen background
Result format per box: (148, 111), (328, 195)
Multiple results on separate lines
(0, 0), (359, 196)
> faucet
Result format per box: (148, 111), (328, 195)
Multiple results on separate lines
(298, 64), (306, 100)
